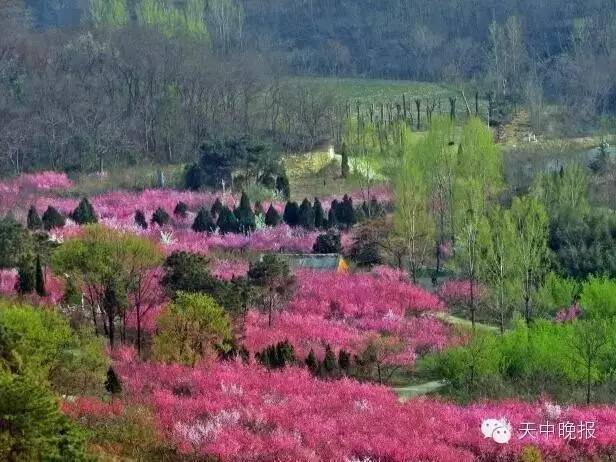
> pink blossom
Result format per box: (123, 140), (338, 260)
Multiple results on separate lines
(437, 280), (487, 306)
(556, 304), (582, 323)
(211, 260), (250, 280)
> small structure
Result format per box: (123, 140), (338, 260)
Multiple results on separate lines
(279, 253), (347, 272)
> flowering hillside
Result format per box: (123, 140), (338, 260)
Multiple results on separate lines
(105, 354), (616, 462)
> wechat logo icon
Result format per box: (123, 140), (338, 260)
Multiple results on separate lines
(481, 418), (512, 444)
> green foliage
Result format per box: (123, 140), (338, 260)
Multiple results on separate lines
(305, 349), (318, 374)
(105, 366), (122, 395)
(247, 254), (295, 325)
(161, 251), (221, 295)
(217, 206), (239, 234)
(27, 205), (42, 231)
(531, 165), (589, 214)
(275, 174), (291, 201)
(298, 198), (315, 229)
(153, 292), (232, 366)
(70, 197), (98, 225)
(234, 192), (255, 233)
(0, 217), (31, 269)
(192, 207), (216, 233)
(184, 163), (203, 190)
(256, 340), (296, 369)
(15, 259), (34, 294)
(42, 206), (66, 231)
(0, 372), (88, 461)
(264, 204), (281, 227)
(151, 207), (170, 226)
(283, 201), (300, 227)
(34, 254), (46, 296)
(211, 197), (223, 217)
(580, 276), (616, 319)
(90, 0), (129, 26)
(0, 301), (108, 394)
(322, 344), (337, 377)
(137, 0), (210, 41)
(313, 230), (341, 254)
(535, 272), (579, 316)
(340, 142), (350, 178)
(313, 198), (326, 229)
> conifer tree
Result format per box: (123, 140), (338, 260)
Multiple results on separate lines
(174, 201), (188, 218)
(105, 366), (122, 396)
(192, 207), (216, 233)
(35, 254), (46, 296)
(298, 198), (315, 230)
(151, 207), (171, 226)
(305, 349), (319, 375)
(134, 210), (148, 229)
(265, 204), (281, 226)
(217, 206), (239, 234)
(283, 201), (300, 227)
(234, 192), (256, 233)
(210, 197), (223, 217)
(276, 174), (291, 200)
(27, 206), (42, 231)
(70, 198), (97, 225)
(42, 206), (66, 231)
(313, 198), (326, 229)
(16, 259), (34, 294)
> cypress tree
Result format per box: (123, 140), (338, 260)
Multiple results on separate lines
(234, 192), (255, 234)
(15, 259), (34, 294)
(328, 200), (339, 228)
(338, 349), (351, 374)
(27, 206), (42, 230)
(192, 208), (216, 233)
(105, 367), (122, 396)
(42, 206), (65, 231)
(184, 163), (203, 191)
(173, 201), (188, 218)
(322, 344), (337, 377)
(210, 197), (223, 217)
(70, 198), (97, 225)
(35, 254), (46, 297)
(216, 206), (239, 234)
(341, 195), (356, 228)
(313, 198), (326, 229)
(134, 210), (148, 229)
(283, 201), (300, 227)
(305, 349), (319, 375)
(275, 174), (291, 200)
(264, 204), (281, 226)
(298, 198), (315, 230)
(151, 207), (170, 227)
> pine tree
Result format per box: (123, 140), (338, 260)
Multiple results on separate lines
(313, 198), (326, 229)
(27, 206), (42, 230)
(35, 254), (46, 297)
(16, 259), (34, 294)
(305, 349), (319, 375)
(234, 192), (255, 234)
(283, 201), (300, 227)
(322, 344), (337, 377)
(151, 207), (171, 226)
(264, 204), (281, 226)
(216, 206), (239, 234)
(327, 201), (339, 229)
(341, 195), (356, 228)
(173, 201), (188, 218)
(184, 163), (203, 190)
(210, 197), (223, 217)
(340, 143), (350, 178)
(105, 366), (122, 395)
(298, 198), (315, 230)
(42, 206), (66, 231)
(338, 349), (351, 374)
(276, 174), (291, 200)
(192, 208), (216, 233)
(134, 210), (148, 229)
(70, 198), (97, 225)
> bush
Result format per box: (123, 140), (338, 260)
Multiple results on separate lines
(276, 174), (291, 200)
(70, 198), (97, 225)
(42, 206), (66, 231)
(184, 163), (203, 190)
(535, 272), (579, 316)
(580, 276), (616, 319)
(234, 192), (255, 234)
(313, 230), (342, 254)
(211, 197), (223, 217)
(256, 340), (296, 369)
(162, 251), (222, 295)
(192, 208), (216, 233)
(151, 207), (170, 227)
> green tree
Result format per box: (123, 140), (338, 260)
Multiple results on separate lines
(569, 319), (610, 404)
(340, 142), (350, 178)
(42, 206), (65, 231)
(531, 165), (589, 214)
(264, 204), (281, 227)
(247, 254), (295, 326)
(313, 198), (326, 229)
(192, 208), (216, 233)
(283, 201), (300, 227)
(15, 259), (34, 295)
(298, 198), (315, 229)
(579, 277), (616, 319)
(26, 206), (42, 231)
(510, 197), (550, 324)
(217, 206), (239, 234)
(234, 192), (255, 233)
(104, 366), (122, 396)
(134, 210), (148, 229)
(34, 254), (45, 297)
(151, 207), (170, 227)
(70, 198), (98, 225)
(275, 174), (291, 200)
(313, 230), (341, 254)
(0, 217), (31, 269)
(174, 201), (188, 218)
(0, 372), (88, 462)
(184, 163), (203, 191)
(153, 292), (232, 366)
(211, 197), (223, 217)
(161, 251), (221, 295)
(90, 0), (129, 26)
